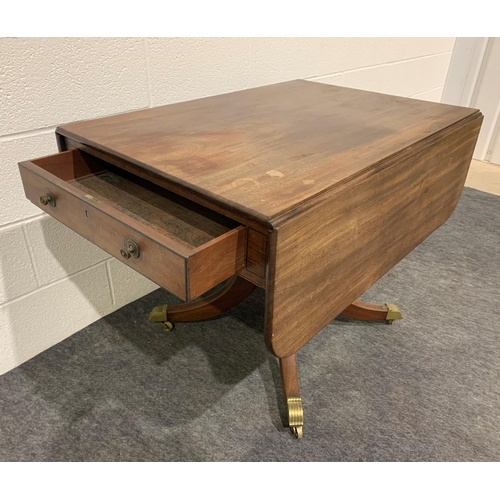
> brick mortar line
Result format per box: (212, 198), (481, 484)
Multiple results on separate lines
(0, 258), (113, 310)
(20, 224), (41, 288)
(308, 50), (453, 81)
(0, 214), (45, 232)
(105, 260), (117, 306)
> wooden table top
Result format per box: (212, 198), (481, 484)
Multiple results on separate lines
(58, 80), (478, 220)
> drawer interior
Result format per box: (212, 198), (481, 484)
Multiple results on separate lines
(33, 149), (240, 249)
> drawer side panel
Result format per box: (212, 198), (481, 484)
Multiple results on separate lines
(187, 226), (246, 300)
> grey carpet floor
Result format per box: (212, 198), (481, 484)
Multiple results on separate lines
(0, 187), (499, 462)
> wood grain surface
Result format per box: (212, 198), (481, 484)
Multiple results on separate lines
(164, 276), (256, 323)
(187, 227), (246, 300)
(246, 228), (267, 279)
(340, 301), (391, 321)
(265, 115), (483, 358)
(60, 136), (271, 230)
(21, 81), (483, 363)
(57, 80), (479, 221)
(71, 167), (235, 249)
(279, 354), (300, 399)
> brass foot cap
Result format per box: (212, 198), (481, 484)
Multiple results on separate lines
(287, 397), (304, 439)
(149, 304), (174, 332)
(385, 303), (403, 324)
(149, 304), (168, 323)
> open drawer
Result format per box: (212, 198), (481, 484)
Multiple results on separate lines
(18, 149), (246, 301)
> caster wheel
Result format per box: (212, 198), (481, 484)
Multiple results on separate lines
(161, 321), (174, 332)
(291, 426), (303, 439)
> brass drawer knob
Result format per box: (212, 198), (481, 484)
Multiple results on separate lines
(121, 238), (140, 260)
(40, 191), (56, 207)
(120, 248), (131, 259)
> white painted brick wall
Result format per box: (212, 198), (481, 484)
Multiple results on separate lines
(24, 217), (110, 285)
(0, 263), (113, 369)
(311, 52), (453, 100)
(0, 37), (456, 375)
(0, 133), (57, 226)
(0, 38), (149, 135)
(0, 226), (38, 303)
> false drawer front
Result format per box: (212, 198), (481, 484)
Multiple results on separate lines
(18, 149), (246, 302)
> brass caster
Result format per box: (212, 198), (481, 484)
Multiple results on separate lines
(385, 303), (403, 324)
(161, 321), (174, 332)
(149, 304), (174, 332)
(287, 397), (304, 439)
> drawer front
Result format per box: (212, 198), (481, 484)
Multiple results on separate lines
(19, 152), (246, 301)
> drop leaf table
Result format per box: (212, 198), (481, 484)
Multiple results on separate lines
(19, 80), (482, 439)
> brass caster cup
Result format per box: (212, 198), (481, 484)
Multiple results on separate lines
(287, 397), (304, 439)
(149, 304), (174, 332)
(385, 303), (403, 324)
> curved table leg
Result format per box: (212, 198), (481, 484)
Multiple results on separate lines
(340, 300), (403, 324)
(149, 275), (256, 331)
(279, 354), (304, 439)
